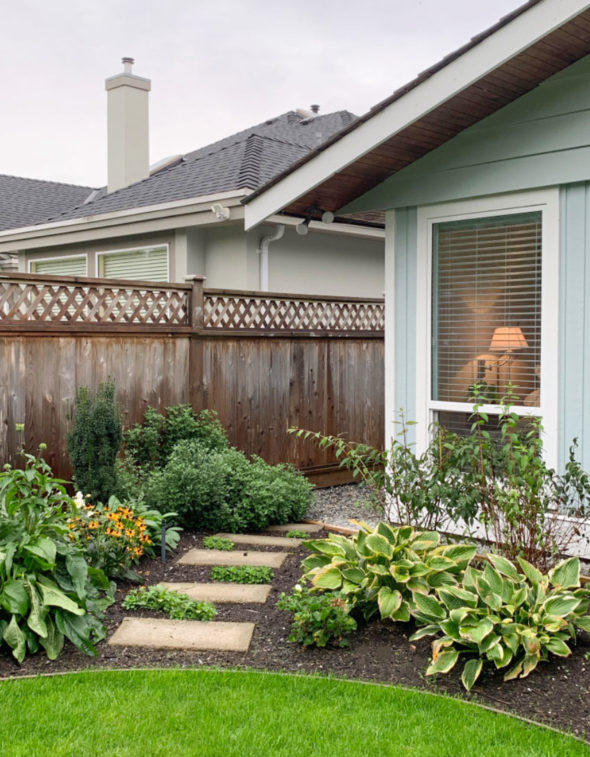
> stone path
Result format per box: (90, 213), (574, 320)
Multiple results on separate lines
(108, 522), (310, 653)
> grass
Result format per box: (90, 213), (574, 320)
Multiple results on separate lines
(0, 669), (587, 756)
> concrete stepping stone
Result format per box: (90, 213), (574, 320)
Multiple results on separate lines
(159, 581), (271, 603)
(214, 532), (302, 548)
(108, 617), (254, 652)
(265, 522), (323, 534)
(178, 548), (288, 568)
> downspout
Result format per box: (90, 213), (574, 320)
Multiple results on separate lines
(257, 224), (284, 291)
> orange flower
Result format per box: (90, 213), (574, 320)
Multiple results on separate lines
(133, 547), (143, 556)
(125, 528), (135, 538)
(88, 521), (100, 530)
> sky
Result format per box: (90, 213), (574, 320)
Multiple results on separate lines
(1, 0), (527, 188)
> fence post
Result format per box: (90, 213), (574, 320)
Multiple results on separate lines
(185, 275), (206, 412)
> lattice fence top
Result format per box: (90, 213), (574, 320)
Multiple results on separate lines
(204, 293), (384, 332)
(0, 279), (190, 326)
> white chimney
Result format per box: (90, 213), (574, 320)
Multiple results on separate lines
(105, 57), (151, 193)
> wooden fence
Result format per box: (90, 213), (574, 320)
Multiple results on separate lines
(0, 273), (384, 485)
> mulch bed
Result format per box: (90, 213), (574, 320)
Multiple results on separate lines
(1, 530), (590, 741)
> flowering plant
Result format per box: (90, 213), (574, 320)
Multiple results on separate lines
(68, 496), (152, 579)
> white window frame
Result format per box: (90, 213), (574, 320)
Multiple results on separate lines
(415, 188), (560, 468)
(28, 253), (88, 275)
(95, 244), (170, 281)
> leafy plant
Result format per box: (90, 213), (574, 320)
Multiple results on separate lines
(277, 584), (357, 647)
(145, 440), (313, 532)
(301, 522), (476, 622)
(67, 382), (122, 504)
(203, 536), (234, 551)
(286, 530), (309, 539)
(210, 566), (274, 584)
(123, 405), (229, 470)
(122, 585), (216, 621)
(410, 554), (590, 690)
(0, 451), (114, 662)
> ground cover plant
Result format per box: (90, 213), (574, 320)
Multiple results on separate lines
(203, 536), (234, 551)
(210, 566), (273, 584)
(277, 584), (357, 647)
(122, 585), (216, 621)
(1, 669), (588, 757)
(286, 530), (308, 539)
(0, 450), (114, 662)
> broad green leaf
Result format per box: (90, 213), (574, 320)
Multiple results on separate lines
(427, 557), (457, 572)
(438, 544), (477, 566)
(479, 632), (501, 654)
(406, 577), (430, 595)
(342, 568), (365, 585)
(391, 603), (411, 622)
(26, 581), (48, 638)
(438, 586), (478, 610)
(409, 624), (440, 641)
(369, 563), (389, 577)
(486, 554), (520, 580)
(312, 567), (342, 591)
(39, 616), (64, 660)
(54, 611), (98, 656)
(378, 587), (402, 619)
(365, 534), (394, 559)
(412, 592), (446, 621)
(521, 633), (541, 656)
(461, 658), (483, 691)
(302, 554), (331, 573)
(461, 618), (493, 645)
(545, 638), (572, 657)
(542, 615), (566, 633)
(503, 633), (519, 654)
(549, 557), (580, 590)
(66, 554), (88, 600)
(1, 579), (30, 616)
(481, 591), (502, 611)
(3, 615), (26, 663)
(427, 571), (456, 588)
(37, 579), (84, 615)
(483, 565), (504, 597)
(305, 540), (346, 557)
(503, 659), (523, 681)
(521, 654), (539, 678)
(440, 619), (461, 640)
(24, 537), (56, 568)
(411, 532), (440, 552)
(543, 595), (580, 618)
(426, 649), (459, 676)
(574, 615), (590, 632)
(517, 557), (542, 586)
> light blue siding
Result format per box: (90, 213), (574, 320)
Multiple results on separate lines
(559, 183), (590, 472)
(343, 55), (590, 213)
(392, 207), (417, 442)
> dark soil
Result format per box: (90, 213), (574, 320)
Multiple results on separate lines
(1, 530), (590, 741)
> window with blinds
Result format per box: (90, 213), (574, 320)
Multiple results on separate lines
(98, 246), (169, 282)
(432, 212), (542, 414)
(31, 256), (87, 277)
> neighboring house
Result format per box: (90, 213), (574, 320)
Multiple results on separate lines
(244, 0), (590, 473)
(0, 61), (384, 298)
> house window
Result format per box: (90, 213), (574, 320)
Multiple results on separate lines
(432, 212), (542, 435)
(30, 255), (87, 277)
(415, 190), (559, 467)
(97, 245), (169, 281)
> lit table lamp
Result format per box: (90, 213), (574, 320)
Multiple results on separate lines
(489, 326), (528, 395)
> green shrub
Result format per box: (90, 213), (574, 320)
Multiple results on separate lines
(302, 522), (475, 622)
(210, 566), (274, 584)
(277, 585), (357, 647)
(123, 405), (228, 470)
(0, 451), (114, 662)
(203, 536), (234, 551)
(67, 382), (122, 504)
(122, 585), (216, 621)
(286, 530), (309, 539)
(144, 441), (313, 532)
(410, 554), (590, 690)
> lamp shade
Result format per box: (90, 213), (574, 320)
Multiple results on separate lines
(489, 326), (528, 352)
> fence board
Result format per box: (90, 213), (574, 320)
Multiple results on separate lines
(0, 274), (384, 484)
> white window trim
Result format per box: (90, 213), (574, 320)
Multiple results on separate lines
(415, 188), (560, 469)
(28, 253), (88, 275)
(95, 244), (170, 280)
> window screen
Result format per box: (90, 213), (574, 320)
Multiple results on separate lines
(99, 247), (168, 282)
(432, 212), (541, 409)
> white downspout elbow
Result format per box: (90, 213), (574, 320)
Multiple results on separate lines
(257, 224), (284, 291)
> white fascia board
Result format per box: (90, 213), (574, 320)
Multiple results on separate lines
(266, 214), (385, 240)
(244, 0), (590, 230)
(0, 189), (249, 244)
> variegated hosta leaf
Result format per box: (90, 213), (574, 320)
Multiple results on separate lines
(460, 618), (493, 645)
(409, 624), (440, 641)
(412, 592), (446, 621)
(312, 567), (343, 591)
(548, 557), (580, 590)
(461, 658), (483, 691)
(486, 554), (520, 580)
(543, 595), (581, 618)
(426, 649), (459, 676)
(377, 587), (402, 619)
(545, 637), (572, 657)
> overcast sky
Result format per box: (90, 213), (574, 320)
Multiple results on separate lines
(1, 0), (526, 188)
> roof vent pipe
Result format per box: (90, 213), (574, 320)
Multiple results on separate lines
(257, 224), (284, 291)
(310, 104), (320, 114)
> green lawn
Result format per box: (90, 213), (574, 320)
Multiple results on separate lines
(0, 669), (587, 756)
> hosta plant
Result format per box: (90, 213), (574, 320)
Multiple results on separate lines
(0, 451), (115, 663)
(301, 522), (476, 623)
(410, 554), (590, 690)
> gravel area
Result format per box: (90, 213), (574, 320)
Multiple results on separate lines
(307, 483), (379, 529)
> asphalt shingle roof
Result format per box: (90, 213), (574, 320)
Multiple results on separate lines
(0, 175), (96, 231)
(39, 110), (357, 224)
